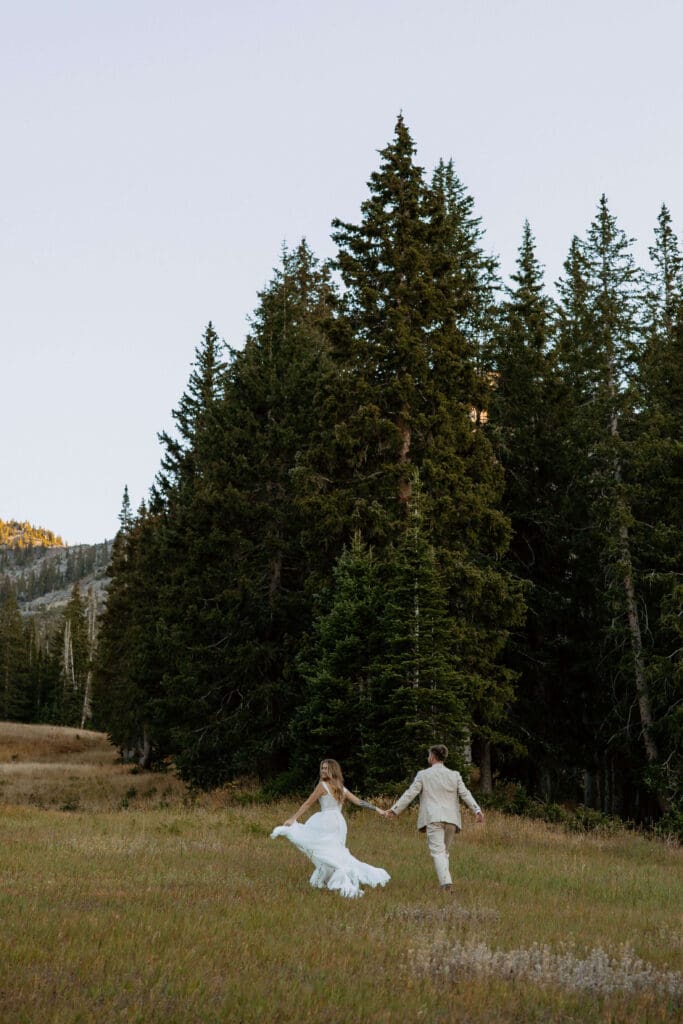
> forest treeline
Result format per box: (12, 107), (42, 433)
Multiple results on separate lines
(0, 537), (112, 727)
(91, 119), (680, 827)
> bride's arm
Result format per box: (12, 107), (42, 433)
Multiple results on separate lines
(282, 782), (326, 826)
(344, 788), (386, 815)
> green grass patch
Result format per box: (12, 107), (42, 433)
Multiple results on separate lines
(0, 724), (680, 1022)
(0, 802), (680, 1023)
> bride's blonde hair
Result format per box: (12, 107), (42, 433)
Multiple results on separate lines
(320, 758), (345, 804)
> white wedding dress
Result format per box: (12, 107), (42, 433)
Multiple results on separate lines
(270, 782), (390, 898)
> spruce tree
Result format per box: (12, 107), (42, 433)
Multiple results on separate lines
(293, 533), (384, 789)
(295, 484), (469, 791)
(95, 325), (229, 766)
(645, 205), (683, 352)
(372, 483), (469, 785)
(150, 245), (336, 786)
(25, 616), (53, 723)
(154, 322), (227, 498)
(118, 485), (133, 533)
(93, 496), (166, 764)
(555, 197), (668, 814)
(484, 222), (567, 795)
(0, 586), (31, 721)
(137, 324), (230, 773)
(632, 207), (683, 811)
(429, 157), (499, 396)
(297, 117), (524, 775)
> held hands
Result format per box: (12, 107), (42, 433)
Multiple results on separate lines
(475, 810), (484, 823)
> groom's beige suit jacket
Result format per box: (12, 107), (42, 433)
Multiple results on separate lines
(390, 763), (481, 832)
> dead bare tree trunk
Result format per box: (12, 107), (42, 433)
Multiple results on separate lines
(80, 588), (98, 729)
(616, 519), (669, 809)
(461, 729), (473, 767)
(610, 411), (669, 812)
(139, 723), (152, 769)
(63, 620), (75, 690)
(479, 740), (493, 794)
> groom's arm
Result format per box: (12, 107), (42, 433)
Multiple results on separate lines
(457, 774), (484, 821)
(388, 773), (423, 818)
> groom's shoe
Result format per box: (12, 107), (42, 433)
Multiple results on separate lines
(439, 883), (453, 894)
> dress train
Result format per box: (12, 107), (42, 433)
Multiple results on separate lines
(270, 784), (390, 899)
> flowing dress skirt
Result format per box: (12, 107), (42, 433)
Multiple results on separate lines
(270, 808), (390, 899)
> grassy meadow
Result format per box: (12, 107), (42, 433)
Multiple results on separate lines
(0, 723), (681, 1023)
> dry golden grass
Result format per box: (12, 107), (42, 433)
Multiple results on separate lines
(0, 720), (112, 762)
(0, 722), (190, 811)
(0, 721), (680, 1023)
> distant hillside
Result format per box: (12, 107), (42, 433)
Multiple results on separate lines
(0, 518), (64, 549)
(0, 517), (112, 615)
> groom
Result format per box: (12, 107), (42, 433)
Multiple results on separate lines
(386, 744), (483, 892)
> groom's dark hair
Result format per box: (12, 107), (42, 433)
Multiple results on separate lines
(429, 744), (448, 762)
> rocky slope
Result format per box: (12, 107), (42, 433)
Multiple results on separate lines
(0, 518), (112, 616)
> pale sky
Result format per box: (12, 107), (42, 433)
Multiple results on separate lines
(2, 0), (681, 544)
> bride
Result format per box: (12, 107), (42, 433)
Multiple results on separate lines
(270, 759), (390, 899)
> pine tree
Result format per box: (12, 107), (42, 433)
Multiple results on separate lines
(293, 533), (384, 789)
(0, 586), (31, 720)
(24, 616), (54, 723)
(118, 485), (133, 533)
(295, 486), (469, 791)
(148, 246), (336, 786)
(96, 325), (229, 767)
(372, 484), (469, 785)
(555, 196), (668, 814)
(632, 207), (683, 811)
(429, 157), (499, 398)
(94, 495), (167, 765)
(484, 222), (568, 795)
(123, 324), (231, 770)
(154, 322), (227, 498)
(297, 117), (525, 774)
(645, 205), (683, 354)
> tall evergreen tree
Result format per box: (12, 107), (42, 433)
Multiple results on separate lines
(430, 157), (499, 395)
(297, 117), (524, 774)
(25, 616), (57, 723)
(149, 245), (336, 786)
(94, 496), (166, 765)
(295, 483), (469, 791)
(154, 322), (227, 498)
(554, 196), (669, 814)
(293, 533), (384, 789)
(631, 206), (683, 811)
(0, 586), (31, 720)
(118, 485), (133, 533)
(484, 222), (568, 794)
(371, 485), (469, 784)
(645, 204), (683, 354)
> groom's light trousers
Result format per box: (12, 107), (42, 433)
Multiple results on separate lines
(426, 821), (457, 886)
